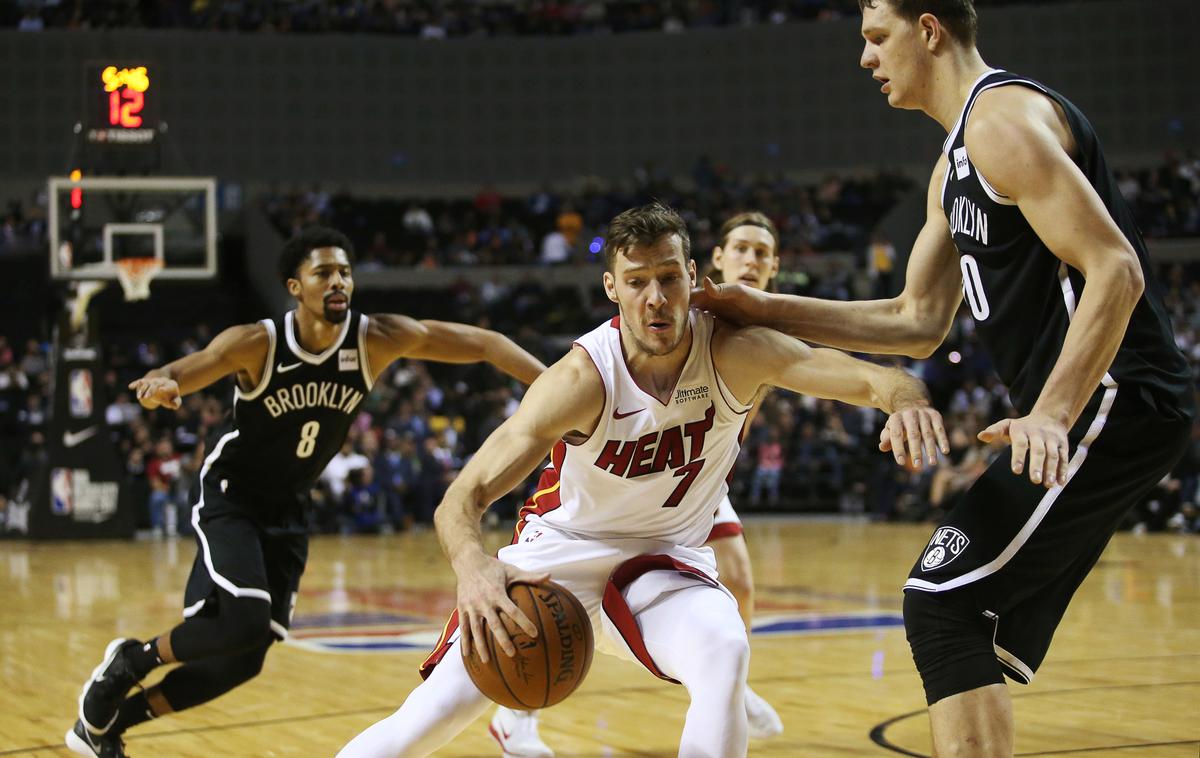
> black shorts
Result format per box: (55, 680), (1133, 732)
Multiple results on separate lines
(183, 477), (309, 640)
(904, 383), (1191, 683)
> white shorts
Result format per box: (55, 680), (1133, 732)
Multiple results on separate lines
(706, 495), (744, 542)
(419, 520), (735, 682)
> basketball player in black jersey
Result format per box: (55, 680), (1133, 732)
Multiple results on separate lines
(693, 1), (1195, 754)
(66, 226), (547, 758)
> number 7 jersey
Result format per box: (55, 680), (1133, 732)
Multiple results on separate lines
(201, 310), (373, 523)
(521, 311), (750, 548)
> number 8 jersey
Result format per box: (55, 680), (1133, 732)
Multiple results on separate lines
(200, 310), (372, 526)
(521, 311), (749, 548)
(941, 69), (1190, 416)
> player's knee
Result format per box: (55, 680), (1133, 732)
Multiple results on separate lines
(222, 596), (274, 652)
(903, 590), (1004, 706)
(241, 645), (269, 680)
(705, 622), (751, 680)
(934, 734), (1009, 758)
(222, 644), (270, 688)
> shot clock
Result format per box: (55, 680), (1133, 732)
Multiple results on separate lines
(77, 62), (163, 173)
(84, 63), (158, 145)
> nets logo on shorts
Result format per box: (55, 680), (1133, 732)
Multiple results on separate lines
(920, 526), (970, 571)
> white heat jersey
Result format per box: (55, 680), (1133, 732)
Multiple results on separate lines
(525, 311), (751, 547)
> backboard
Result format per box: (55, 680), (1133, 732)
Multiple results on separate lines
(48, 175), (217, 283)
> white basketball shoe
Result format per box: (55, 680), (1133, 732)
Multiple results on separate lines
(489, 707), (554, 758)
(745, 685), (784, 739)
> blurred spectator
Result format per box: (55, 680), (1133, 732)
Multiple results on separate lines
(146, 437), (183, 537)
(866, 230), (896, 298)
(375, 431), (419, 530)
(540, 229), (571, 264)
(749, 427), (785, 506)
(321, 440), (370, 502)
(343, 466), (387, 534)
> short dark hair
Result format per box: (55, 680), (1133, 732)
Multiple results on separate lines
(278, 226), (355, 285)
(603, 202), (691, 272)
(859, 0), (978, 47)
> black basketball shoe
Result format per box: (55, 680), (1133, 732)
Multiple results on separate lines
(65, 719), (128, 758)
(77, 638), (142, 735)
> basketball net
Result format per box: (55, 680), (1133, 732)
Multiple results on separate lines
(115, 257), (163, 302)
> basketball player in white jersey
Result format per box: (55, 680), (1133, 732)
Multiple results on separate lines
(488, 211), (785, 757)
(337, 203), (947, 758)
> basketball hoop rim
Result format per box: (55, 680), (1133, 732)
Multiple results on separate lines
(114, 256), (164, 301)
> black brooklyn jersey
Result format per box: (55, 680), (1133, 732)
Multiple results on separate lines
(941, 70), (1192, 416)
(202, 310), (373, 520)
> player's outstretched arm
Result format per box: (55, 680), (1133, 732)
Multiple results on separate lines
(434, 347), (603, 662)
(715, 325), (948, 469)
(367, 313), (547, 385)
(965, 87), (1145, 488)
(128, 323), (269, 410)
(691, 158), (963, 358)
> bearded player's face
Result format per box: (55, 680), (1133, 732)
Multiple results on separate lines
(604, 234), (696, 358)
(290, 247), (353, 324)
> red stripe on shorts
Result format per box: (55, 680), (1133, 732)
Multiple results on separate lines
(417, 609), (459, 680)
(602, 554), (719, 684)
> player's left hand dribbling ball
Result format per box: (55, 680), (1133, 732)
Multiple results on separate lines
(461, 580), (594, 709)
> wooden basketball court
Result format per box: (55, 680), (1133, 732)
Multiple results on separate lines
(2, 519), (1197, 756)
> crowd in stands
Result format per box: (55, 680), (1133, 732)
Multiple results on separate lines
(4, 0), (1105, 36)
(2, 151), (1200, 536)
(5, 151), (1197, 263)
(265, 162), (915, 269)
(261, 152), (1200, 269)
(2, 255), (1199, 538)
(0, 197), (46, 256)
(1116, 153), (1200, 239)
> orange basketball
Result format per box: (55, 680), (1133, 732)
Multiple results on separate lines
(461, 580), (594, 710)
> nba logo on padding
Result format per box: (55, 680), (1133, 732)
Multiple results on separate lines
(69, 369), (93, 418)
(920, 526), (970, 571)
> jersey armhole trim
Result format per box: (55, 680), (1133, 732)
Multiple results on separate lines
(940, 156), (951, 210)
(235, 319), (277, 402)
(961, 77), (1049, 208)
(976, 169), (1018, 206)
(358, 314), (374, 390)
(568, 341), (608, 447)
(708, 325), (752, 416)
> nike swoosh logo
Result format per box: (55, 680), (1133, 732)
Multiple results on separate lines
(64, 427), (98, 447)
(277, 362), (303, 373)
(613, 407), (644, 420)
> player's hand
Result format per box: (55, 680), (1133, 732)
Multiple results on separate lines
(689, 277), (771, 326)
(879, 404), (950, 471)
(978, 413), (1070, 489)
(453, 553), (549, 663)
(128, 376), (182, 410)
